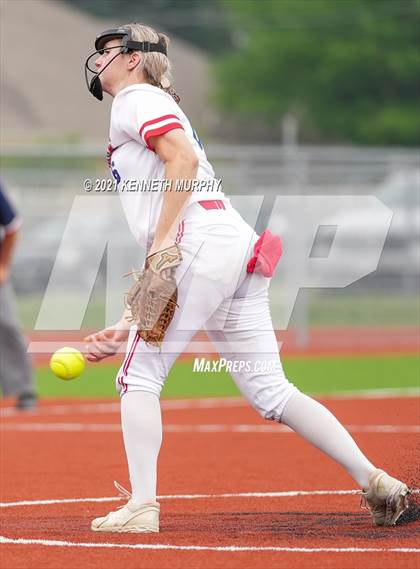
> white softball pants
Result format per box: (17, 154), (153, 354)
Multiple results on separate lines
(116, 200), (298, 421)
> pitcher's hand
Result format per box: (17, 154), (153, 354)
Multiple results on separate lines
(0, 264), (9, 285)
(84, 323), (130, 362)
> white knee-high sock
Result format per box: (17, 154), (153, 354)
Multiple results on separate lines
(121, 391), (162, 503)
(281, 392), (376, 489)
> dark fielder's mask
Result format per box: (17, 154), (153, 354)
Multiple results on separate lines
(84, 27), (168, 101)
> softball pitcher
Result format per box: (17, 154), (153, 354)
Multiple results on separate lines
(84, 22), (409, 533)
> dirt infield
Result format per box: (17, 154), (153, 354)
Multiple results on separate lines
(0, 396), (419, 569)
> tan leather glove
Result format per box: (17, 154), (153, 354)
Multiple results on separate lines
(125, 244), (182, 347)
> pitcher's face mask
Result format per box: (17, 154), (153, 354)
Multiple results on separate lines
(84, 27), (167, 101)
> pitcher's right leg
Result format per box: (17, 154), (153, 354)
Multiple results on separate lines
(205, 273), (409, 523)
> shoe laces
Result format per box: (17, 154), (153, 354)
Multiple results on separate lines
(114, 480), (132, 500)
(93, 482), (137, 525)
(108, 481), (132, 514)
(360, 493), (369, 512)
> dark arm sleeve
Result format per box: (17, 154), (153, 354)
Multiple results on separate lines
(0, 185), (21, 232)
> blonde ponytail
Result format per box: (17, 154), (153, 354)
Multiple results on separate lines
(123, 22), (180, 103)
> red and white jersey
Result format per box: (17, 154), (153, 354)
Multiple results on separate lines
(108, 84), (224, 249)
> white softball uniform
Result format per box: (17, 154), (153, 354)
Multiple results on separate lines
(109, 84), (297, 421)
(108, 83), (223, 250)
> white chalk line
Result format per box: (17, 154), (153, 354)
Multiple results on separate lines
(0, 397), (246, 418)
(0, 535), (418, 553)
(1, 422), (418, 434)
(0, 388), (418, 418)
(2, 488), (419, 509)
(0, 489), (361, 508)
(321, 387), (420, 399)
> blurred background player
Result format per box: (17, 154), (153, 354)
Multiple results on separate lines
(0, 182), (37, 410)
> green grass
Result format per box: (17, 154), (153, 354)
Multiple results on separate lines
(17, 292), (420, 329)
(304, 293), (420, 327)
(35, 354), (420, 399)
(274, 291), (420, 327)
(1, 155), (106, 171)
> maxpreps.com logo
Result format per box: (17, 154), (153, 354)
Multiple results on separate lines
(193, 358), (277, 374)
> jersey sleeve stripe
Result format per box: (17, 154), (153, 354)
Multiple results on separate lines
(143, 122), (184, 150)
(141, 118), (183, 146)
(139, 114), (181, 140)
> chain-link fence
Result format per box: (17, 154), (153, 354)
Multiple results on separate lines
(2, 143), (419, 348)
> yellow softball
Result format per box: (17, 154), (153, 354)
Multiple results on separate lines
(49, 347), (85, 381)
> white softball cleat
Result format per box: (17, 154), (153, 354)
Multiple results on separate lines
(91, 482), (160, 533)
(362, 469), (410, 526)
